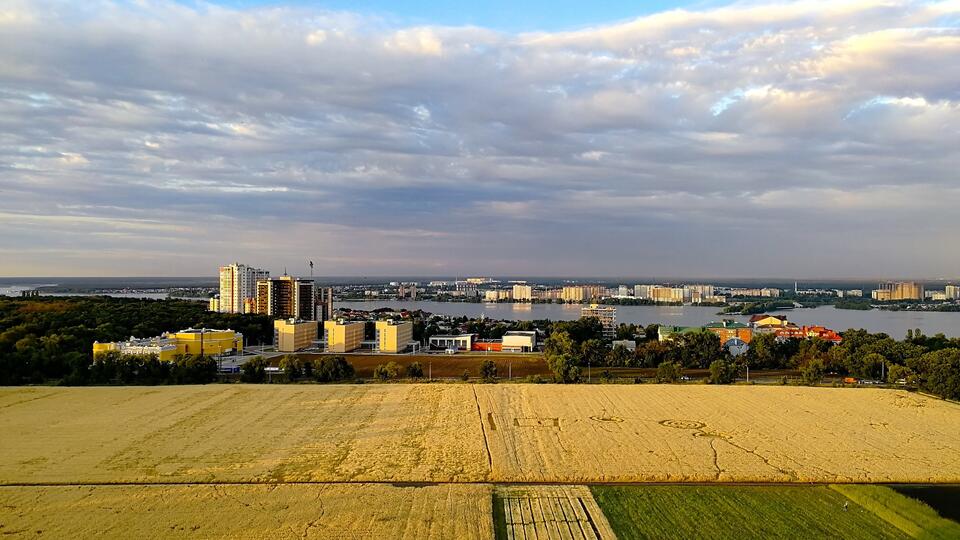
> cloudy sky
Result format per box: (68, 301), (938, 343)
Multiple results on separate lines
(1, 0), (958, 278)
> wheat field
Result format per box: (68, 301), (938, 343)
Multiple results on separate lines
(0, 483), (494, 539)
(2, 384), (958, 484)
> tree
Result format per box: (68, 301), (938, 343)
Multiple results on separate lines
(315, 356), (355, 382)
(887, 364), (915, 385)
(461, 369), (470, 381)
(580, 339), (608, 368)
(240, 356), (267, 383)
(406, 361), (424, 379)
(656, 361), (681, 383)
(544, 331), (581, 383)
(373, 361), (400, 381)
(607, 344), (632, 367)
(801, 358), (825, 386)
(709, 359), (738, 384)
(279, 355), (303, 381)
(676, 331), (723, 369)
(917, 349), (960, 400)
(480, 359), (497, 382)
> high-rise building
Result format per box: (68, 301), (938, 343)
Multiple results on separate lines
(581, 304), (616, 339)
(561, 285), (605, 303)
(941, 285), (956, 299)
(634, 284), (654, 299)
(651, 286), (684, 303)
(513, 284), (533, 302)
(316, 287), (334, 321)
(256, 275), (315, 320)
(871, 281), (924, 301)
(218, 263), (269, 313)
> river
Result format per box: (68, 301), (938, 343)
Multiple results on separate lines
(337, 300), (960, 338)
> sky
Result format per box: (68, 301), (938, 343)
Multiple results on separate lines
(1, 0), (959, 279)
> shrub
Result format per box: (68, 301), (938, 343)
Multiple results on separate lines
(656, 361), (681, 383)
(374, 361), (401, 381)
(405, 361), (424, 379)
(240, 356), (267, 383)
(480, 360), (497, 382)
(315, 356), (355, 382)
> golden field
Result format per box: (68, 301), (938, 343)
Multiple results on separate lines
(1, 384), (959, 484)
(0, 483), (493, 539)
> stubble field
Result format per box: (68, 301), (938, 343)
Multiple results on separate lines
(2, 384), (959, 485)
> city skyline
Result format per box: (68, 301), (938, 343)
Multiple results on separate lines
(2, 0), (959, 277)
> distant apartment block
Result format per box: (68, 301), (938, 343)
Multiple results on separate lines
(455, 281), (479, 296)
(513, 284), (533, 302)
(947, 285), (960, 300)
(871, 281), (924, 301)
(397, 283), (417, 300)
(650, 286), (684, 303)
(375, 319), (414, 353)
(581, 303), (616, 339)
(324, 319), (365, 353)
(484, 289), (513, 302)
(218, 263), (269, 314)
(561, 285), (605, 303)
(93, 328), (243, 361)
(274, 319), (318, 353)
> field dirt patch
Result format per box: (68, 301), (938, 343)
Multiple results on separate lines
(0, 483), (494, 539)
(1, 385), (959, 484)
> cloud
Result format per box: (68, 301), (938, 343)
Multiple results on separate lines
(0, 0), (958, 277)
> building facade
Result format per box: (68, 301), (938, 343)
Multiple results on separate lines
(375, 320), (414, 353)
(871, 281), (924, 301)
(274, 319), (318, 353)
(323, 320), (365, 353)
(93, 328), (243, 361)
(428, 334), (474, 351)
(581, 304), (616, 339)
(502, 331), (537, 352)
(256, 276), (316, 320)
(513, 284), (533, 302)
(218, 263), (269, 313)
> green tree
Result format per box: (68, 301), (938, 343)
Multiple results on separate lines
(709, 359), (738, 384)
(887, 364), (915, 385)
(917, 349), (960, 400)
(656, 361), (681, 383)
(314, 356), (355, 382)
(373, 361), (400, 381)
(240, 356), (267, 383)
(279, 355), (303, 381)
(801, 358), (825, 386)
(676, 331), (723, 369)
(544, 331), (581, 383)
(607, 344), (632, 367)
(406, 361), (424, 379)
(480, 359), (497, 382)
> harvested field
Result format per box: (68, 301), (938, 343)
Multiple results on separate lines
(299, 353), (549, 379)
(2, 385), (959, 484)
(494, 485), (616, 540)
(0, 483), (493, 539)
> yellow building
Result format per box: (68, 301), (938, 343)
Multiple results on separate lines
(871, 281), (924, 301)
(274, 319), (319, 353)
(208, 296), (220, 312)
(92, 328), (243, 361)
(512, 285), (533, 302)
(561, 285), (605, 303)
(375, 320), (414, 353)
(324, 319), (365, 353)
(650, 286), (684, 303)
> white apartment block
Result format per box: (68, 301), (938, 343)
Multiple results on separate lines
(218, 263), (269, 314)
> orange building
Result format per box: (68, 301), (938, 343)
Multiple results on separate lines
(472, 340), (503, 352)
(703, 321), (753, 344)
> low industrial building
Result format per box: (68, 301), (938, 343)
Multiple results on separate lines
(429, 334), (474, 351)
(612, 339), (636, 351)
(93, 328), (243, 361)
(274, 319), (318, 353)
(502, 331), (537, 352)
(375, 319), (414, 353)
(324, 319), (365, 353)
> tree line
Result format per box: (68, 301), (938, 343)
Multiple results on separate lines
(0, 296), (272, 385)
